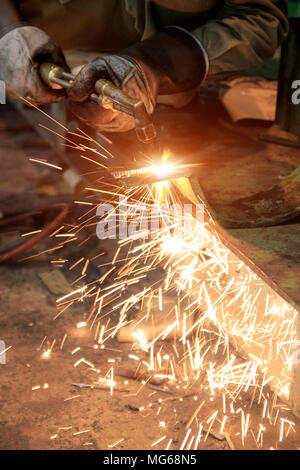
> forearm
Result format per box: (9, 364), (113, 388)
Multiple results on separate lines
(0, 0), (28, 37)
(192, 0), (288, 80)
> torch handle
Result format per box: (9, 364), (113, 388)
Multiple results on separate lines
(39, 62), (157, 146)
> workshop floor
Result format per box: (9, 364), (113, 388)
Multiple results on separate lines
(0, 102), (299, 450)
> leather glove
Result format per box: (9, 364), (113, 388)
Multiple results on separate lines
(67, 27), (208, 132)
(0, 26), (69, 105)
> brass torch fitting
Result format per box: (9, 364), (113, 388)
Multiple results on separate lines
(39, 63), (65, 89)
(95, 79), (157, 145)
(40, 64), (159, 150)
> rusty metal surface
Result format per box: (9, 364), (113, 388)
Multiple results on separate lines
(227, 223), (300, 311)
(186, 175), (300, 312)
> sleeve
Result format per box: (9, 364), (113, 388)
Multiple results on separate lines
(191, 0), (289, 80)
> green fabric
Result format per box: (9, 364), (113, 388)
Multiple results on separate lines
(289, 0), (300, 18)
(242, 58), (280, 80)
(191, 1), (288, 80)
(275, 18), (300, 138)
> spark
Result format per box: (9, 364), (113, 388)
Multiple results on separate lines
(73, 430), (90, 436)
(29, 158), (62, 170)
(64, 395), (80, 402)
(21, 230), (42, 237)
(151, 436), (166, 447)
(42, 349), (51, 359)
(108, 438), (125, 448)
(22, 110), (299, 450)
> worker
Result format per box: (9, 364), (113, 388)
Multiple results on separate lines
(0, 1), (288, 134)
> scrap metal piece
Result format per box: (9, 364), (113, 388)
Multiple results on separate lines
(39, 270), (73, 296)
(217, 165), (300, 228)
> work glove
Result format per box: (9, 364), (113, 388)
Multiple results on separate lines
(67, 27), (208, 132)
(0, 26), (69, 105)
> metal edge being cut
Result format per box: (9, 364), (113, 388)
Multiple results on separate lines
(176, 175), (300, 418)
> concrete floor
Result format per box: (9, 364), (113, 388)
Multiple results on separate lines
(0, 101), (299, 450)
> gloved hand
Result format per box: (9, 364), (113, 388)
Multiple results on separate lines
(0, 26), (69, 105)
(67, 27), (208, 132)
